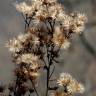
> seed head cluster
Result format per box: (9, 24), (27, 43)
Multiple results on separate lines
(56, 73), (85, 96)
(6, 0), (87, 96)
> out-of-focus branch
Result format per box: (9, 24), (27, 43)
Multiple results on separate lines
(80, 33), (96, 58)
(86, 21), (96, 28)
(79, 0), (96, 58)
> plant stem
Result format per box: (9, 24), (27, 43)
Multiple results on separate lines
(45, 43), (54, 96)
(46, 65), (50, 96)
(30, 79), (39, 96)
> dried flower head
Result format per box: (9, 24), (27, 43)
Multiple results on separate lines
(6, 38), (23, 53)
(14, 1), (32, 15)
(70, 13), (87, 34)
(57, 73), (85, 94)
(57, 73), (72, 86)
(16, 53), (39, 64)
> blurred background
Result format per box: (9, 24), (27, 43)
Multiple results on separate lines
(0, 0), (96, 96)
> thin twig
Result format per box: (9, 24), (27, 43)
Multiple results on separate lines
(30, 79), (39, 96)
(49, 65), (55, 79)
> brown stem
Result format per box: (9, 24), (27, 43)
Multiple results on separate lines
(45, 43), (54, 96)
(49, 65), (55, 79)
(46, 66), (50, 96)
(30, 79), (39, 96)
(45, 45), (50, 96)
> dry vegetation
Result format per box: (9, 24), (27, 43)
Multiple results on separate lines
(0, 0), (87, 96)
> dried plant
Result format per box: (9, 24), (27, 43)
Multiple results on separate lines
(6, 0), (87, 96)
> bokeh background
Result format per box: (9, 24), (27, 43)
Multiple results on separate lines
(0, 0), (96, 96)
